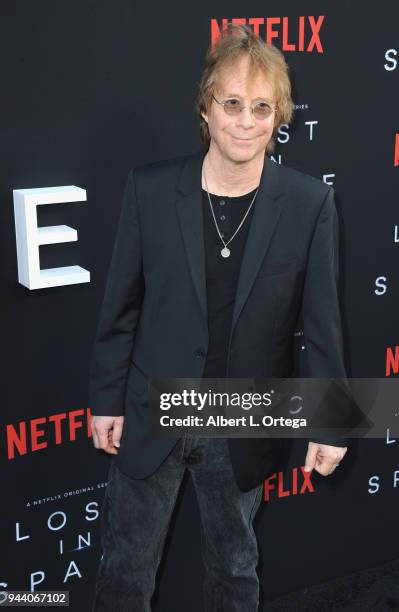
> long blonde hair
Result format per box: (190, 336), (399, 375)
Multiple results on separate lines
(195, 22), (295, 155)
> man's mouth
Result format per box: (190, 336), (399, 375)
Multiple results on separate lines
(232, 136), (255, 141)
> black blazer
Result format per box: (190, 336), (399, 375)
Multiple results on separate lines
(88, 146), (350, 492)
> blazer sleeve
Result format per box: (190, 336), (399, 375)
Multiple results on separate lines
(88, 169), (144, 416)
(302, 187), (350, 447)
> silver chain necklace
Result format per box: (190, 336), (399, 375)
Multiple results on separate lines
(203, 166), (259, 258)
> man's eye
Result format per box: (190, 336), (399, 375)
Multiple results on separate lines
(256, 102), (271, 110)
(225, 99), (240, 106)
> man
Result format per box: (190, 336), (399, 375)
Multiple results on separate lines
(89, 23), (349, 611)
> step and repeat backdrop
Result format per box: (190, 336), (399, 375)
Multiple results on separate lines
(1, 2), (398, 610)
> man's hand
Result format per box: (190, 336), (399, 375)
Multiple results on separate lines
(91, 415), (124, 455)
(304, 441), (347, 476)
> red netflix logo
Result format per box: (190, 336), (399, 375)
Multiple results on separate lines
(5, 408), (93, 459)
(263, 466), (315, 502)
(211, 17), (325, 52)
(394, 133), (399, 166)
(386, 346), (399, 376)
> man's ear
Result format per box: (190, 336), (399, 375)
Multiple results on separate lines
(201, 111), (208, 124)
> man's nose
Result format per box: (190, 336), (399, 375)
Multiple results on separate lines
(236, 106), (256, 128)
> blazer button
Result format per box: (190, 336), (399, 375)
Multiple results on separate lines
(194, 347), (206, 358)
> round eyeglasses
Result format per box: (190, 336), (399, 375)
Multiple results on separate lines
(212, 94), (277, 120)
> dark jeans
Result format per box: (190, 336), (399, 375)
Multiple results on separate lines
(92, 436), (264, 612)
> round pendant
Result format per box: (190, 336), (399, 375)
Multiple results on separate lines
(221, 247), (230, 258)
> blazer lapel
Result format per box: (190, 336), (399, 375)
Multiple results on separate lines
(175, 147), (209, 322)
(175, 147), (284, 338)
(229, 156), (284, 339)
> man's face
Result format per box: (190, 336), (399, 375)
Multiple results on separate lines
(201, 54), (277, 163)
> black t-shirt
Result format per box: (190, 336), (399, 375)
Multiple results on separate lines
(202, 185), (259, 377)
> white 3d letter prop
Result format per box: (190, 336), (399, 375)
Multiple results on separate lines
(13, 185), (90, 289)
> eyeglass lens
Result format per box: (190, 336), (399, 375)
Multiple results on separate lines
(224, 99), (273, 119)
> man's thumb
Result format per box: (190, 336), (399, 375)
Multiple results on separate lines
(112, 418), (124, 448)
(304, 443), (318, 472)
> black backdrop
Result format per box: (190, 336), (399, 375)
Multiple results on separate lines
(1, 2), (398, 610)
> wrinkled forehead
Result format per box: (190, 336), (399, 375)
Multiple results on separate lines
(213, 58), (275, 101)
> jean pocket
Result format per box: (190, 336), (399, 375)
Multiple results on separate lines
(248, 484), (263, 527)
